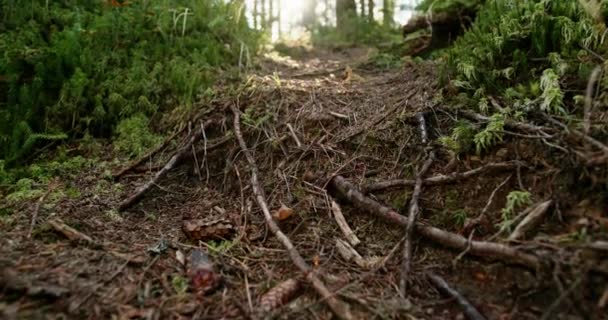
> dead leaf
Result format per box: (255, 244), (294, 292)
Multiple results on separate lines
(272, 204), (294, 221)
(176, 250), (186, 265)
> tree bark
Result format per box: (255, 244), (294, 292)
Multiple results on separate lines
(303, 0), (317, 29)
(368, 0), (375, 23)
(383, 0), (394, 26)
(336, 0), (357, 29)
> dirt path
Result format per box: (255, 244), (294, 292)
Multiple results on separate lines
(1, 48), (606, 320)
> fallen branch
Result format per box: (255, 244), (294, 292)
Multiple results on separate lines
(427, 273), (487, 320)
(118, 122), (227, 211)
(401, 112), (435, 295)
(231, 105), (353, 320)
(28, 178), (60, 238)
(459, 110), (552, 136)
(329, 176), (541, 270)
(331, 200), (361, 247)
(508, 200), (553, 241)
(463, 175), (511, 233)
(48, 218), (95, 245)
(365, 161), (522, 193)
(112, 126), (186, 180)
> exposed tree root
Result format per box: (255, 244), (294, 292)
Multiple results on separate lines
(329, 175), (542, 270)
(231, 105), (354, 320)
(365, 161), (522, 193)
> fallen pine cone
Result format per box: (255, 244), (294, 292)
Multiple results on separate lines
(259, 278), (302, 312)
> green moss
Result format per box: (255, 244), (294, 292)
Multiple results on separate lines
(113, 114), (162, 159)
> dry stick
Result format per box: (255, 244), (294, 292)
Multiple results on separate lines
(231, 106), (353, 320)
(542, 114), (608, 155)
(464, 175), (512, 231)
(365, 161), (522, 193)
(117, 130), (229, 211)
(584, 66), (603, 140)
(113, 126), (185, 180)
(401, 112), (435, 295)
(427, 273), (487, 320)
(508, 200), (553, 241)
(459, 110), (553, 136)
(329, 176), (541, 270)
(331, 200), (361, 247)
(28, 180), (58, 238)
(286, 123), (302, 148)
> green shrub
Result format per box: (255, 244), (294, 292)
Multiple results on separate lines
(0, 0), (260, 165)
(113, 114), (162, 159)
(438, 0), (607, 151)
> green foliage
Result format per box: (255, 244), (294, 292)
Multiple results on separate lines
(439, 0), (607, 153)
(370, 52), (403, 69)
(171, 275), (188, 295)
(499, 190), (532, 230)
(5, 178), (44, 203)
(417, 0), (482, 13)
(473, 113), (505, 154)
(439, 120), (475, 154)
(0, 0), (260, 165)
(445, 0), (605, 111)
(207, 239), (235, 254)
(312, 16), (402, 48)
(113, 114), (162, 159)
(451, 209), (469, 228)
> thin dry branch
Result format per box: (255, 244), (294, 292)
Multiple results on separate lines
(365, 161), (522, 193)
(231, 105), (353, 320)
(508, 200), (553, 241)
(459, 110), (552, 136)
(331, 200), (361, 247)
(401, 112), (435, 295)
(48, 218), (95, 244)
(118, 123), (228, 211)
(112, 126), (186, 180)
(329, 176), (541, 270)
(427, 273), (487, 320)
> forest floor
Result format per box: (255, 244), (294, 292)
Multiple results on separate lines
(1, 47), (607, 320)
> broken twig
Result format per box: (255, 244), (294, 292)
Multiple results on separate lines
(401, 112), (435, 295)
(427, 273), (487, 320)
(118, 120), (224, 211)
(329, 176), (541, 269)
(231, 105), (353, 320)
(331, 200), (361, 247)
(365, 161), (522, 193)
(508, 200), (553, 241)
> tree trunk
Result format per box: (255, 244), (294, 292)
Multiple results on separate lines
(336, 0), (357, 29)
(260, 0), (266, 29)
(253, 0), (258, 29)
(383, 0), (394, 26)
(368, 0), (375, 23)
(303, 0), (317, 29)
(359, 0), (366, 18)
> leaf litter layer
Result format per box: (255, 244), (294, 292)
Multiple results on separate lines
(1, 48), (607, 319)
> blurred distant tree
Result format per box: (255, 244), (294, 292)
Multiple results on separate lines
(303, 0), (317, 29)
(336, 0), (356, 28)
(368, 0), (375, 22)
(383, 0), (394, 26)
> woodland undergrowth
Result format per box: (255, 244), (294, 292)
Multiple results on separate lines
(0, 0), (260, 171)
